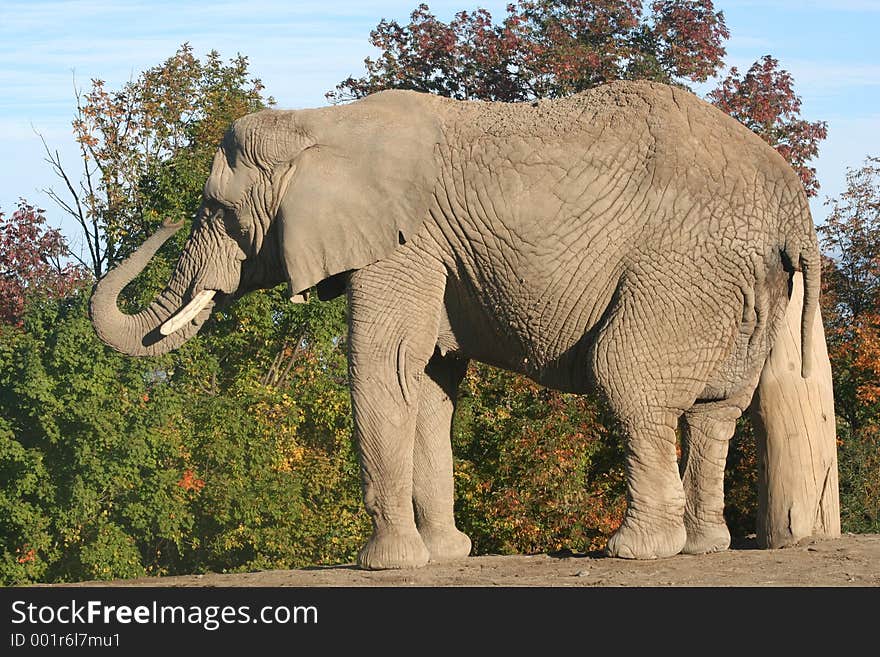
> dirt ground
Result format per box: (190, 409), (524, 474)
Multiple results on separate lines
(63, 533), (879, 587)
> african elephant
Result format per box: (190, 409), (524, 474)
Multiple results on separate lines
(90, 80), (820, 569)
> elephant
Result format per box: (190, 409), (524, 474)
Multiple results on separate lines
(90, 79), (821, 569)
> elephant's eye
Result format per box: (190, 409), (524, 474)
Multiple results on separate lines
(207, 203), (233, 230)
(220, 206), (241, 232)
(198, 203), (223, 225)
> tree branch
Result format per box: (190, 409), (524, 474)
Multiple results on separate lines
(37, 130), (102, 277)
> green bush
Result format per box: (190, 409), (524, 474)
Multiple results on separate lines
(0, 293), (193, 582)
(838, 422), (880, 534)
(453, 364), (627, 555)
(0, 289), (366, 584)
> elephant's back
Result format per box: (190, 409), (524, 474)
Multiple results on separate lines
(450, 80), (795, 201)
(450, 80), (724, 141)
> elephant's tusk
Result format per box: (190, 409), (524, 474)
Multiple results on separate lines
(159, 289), (216, 336)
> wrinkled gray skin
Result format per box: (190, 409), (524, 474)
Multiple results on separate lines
(91, 81), (820, 568)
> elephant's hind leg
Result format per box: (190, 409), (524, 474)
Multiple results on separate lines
(413, 353), (472, 562)
(603, 413), (688, 559)
(348, 254), (447, 570)
(595, 270), (740, 559)
(679, 404), (741, 554)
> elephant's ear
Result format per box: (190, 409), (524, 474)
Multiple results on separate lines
(276, 91), (444, 300)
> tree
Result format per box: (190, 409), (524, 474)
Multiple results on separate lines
(0, 201), (87, 326)
(1, 46), (369, 584)
(0, 277), (365, 585)
(817, 157), (880, 532)
(41, 44), (270, 279)
(820, 157), (880, 422)
(707, 55), (828, 197)
(328, 1), (729, 103)
(8, 42), (375, 584)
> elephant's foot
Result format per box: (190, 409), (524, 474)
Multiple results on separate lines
(605, 517), (686, 560)
(357, 527), (430, 570)
(682, 518), (730, 555)
(418, 524), (472, 562)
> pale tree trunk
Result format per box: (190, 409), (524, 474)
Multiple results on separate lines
(750, 272), (841, 548)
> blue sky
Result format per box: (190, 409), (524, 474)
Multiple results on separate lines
(1, 0), (878, 249)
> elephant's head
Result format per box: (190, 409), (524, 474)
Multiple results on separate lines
(90, 90), (444, 356)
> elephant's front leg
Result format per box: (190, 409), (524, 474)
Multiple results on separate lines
(413, 353), (472, 562)
(347, 257), (446, 570)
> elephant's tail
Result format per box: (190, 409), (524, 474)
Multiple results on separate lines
(799, 243), (820, 379)
(784, 228), (821, 379)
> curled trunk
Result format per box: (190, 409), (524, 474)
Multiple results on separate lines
(89, 220), (213, 356)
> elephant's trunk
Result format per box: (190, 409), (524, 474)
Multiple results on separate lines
(89, 220), (214, 357)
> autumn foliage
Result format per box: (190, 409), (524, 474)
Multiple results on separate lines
(453, 364), (627, 554)
(820, 159), (880, 410)
(708, 55), (828, 197)
(46, 44), (269, 278)
(814, 158), (880, 531)
(329, 0), (729, 103)
(1, 50), (365, 585)
(0, 202), (87, 325)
